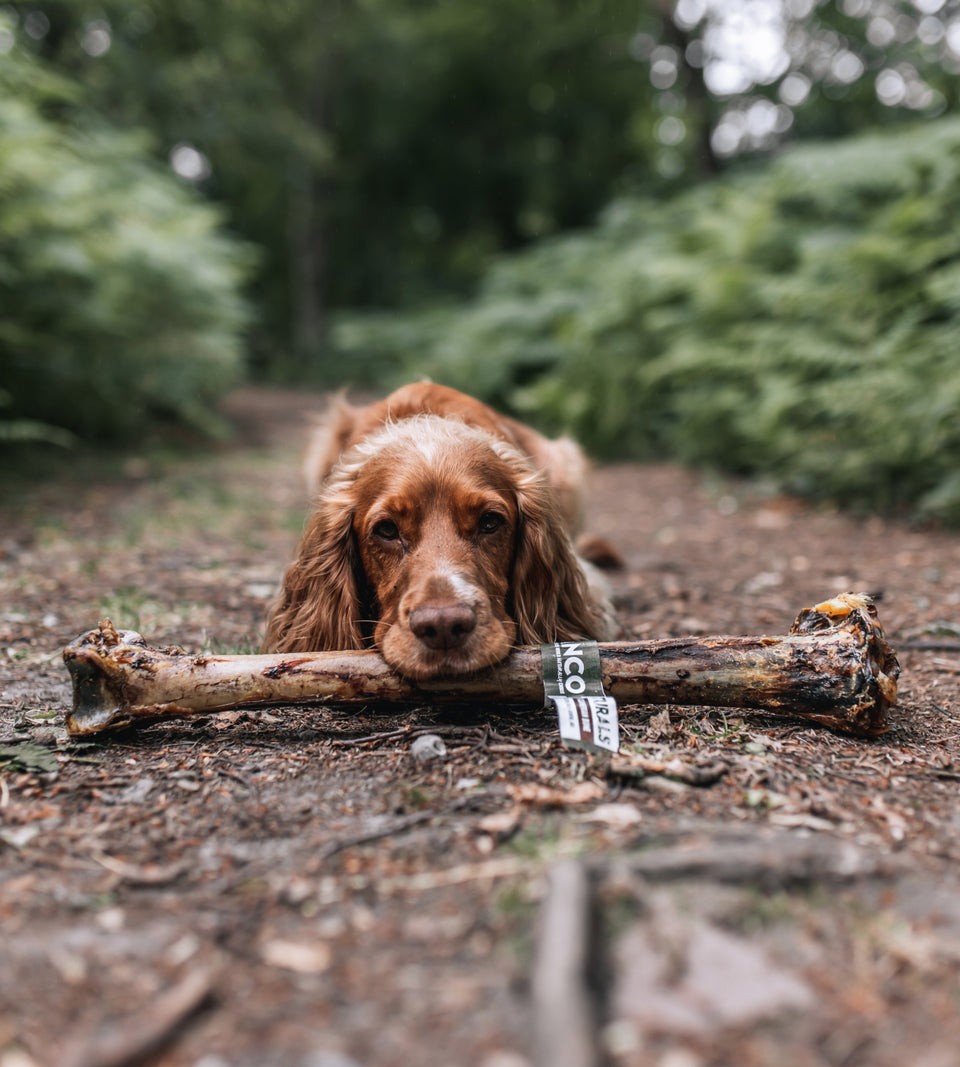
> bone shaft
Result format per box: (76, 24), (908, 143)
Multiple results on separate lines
(602, 634), (866, 712)
(64, 627), (882, 736)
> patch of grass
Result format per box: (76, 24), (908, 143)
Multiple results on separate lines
(504, 818), (563, 860)
(96, 586), (151, 632)
(599, 888), (641, 943)
(495, 881), (538, 923)
(493, 881), (540, 972)
(402, 785), (436, 811)
(202, 633), (264, 655)
(730, 889), (806, 934)
(282, 510), (309, 535)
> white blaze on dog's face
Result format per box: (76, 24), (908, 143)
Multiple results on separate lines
(350, 419), (521, 679)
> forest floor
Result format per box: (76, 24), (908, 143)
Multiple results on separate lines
(3, 387), (960, 1067)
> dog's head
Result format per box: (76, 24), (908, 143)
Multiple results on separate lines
(264, 416), (602, 679)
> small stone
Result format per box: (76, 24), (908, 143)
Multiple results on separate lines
(411, 734), (447, 762)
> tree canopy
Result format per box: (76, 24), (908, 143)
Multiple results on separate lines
(9, 0), (959, 372)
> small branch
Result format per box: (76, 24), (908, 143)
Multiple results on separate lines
(90, 851), (190, 887)
(60, 966), (214, 1067)
(330, 726), (416, 747)
(899, 638), (960, 652)
(316, 795), (479, 862)
(532, 859), (600, 1067)
(596, 830), (901, 889)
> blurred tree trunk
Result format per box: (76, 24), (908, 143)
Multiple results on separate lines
(288, 73), (328, 365)
(288, 164), (326, 363)
(655, 0), (720, 177)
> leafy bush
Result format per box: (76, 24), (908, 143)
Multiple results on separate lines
(0, 30), (254, 444)
(333, 118), (960, 521)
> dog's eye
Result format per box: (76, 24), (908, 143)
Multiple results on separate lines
(372, 519), (400, 541)
(477, 511), (505, 535)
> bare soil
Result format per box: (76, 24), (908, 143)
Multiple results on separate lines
(3, 388), (960, 1067)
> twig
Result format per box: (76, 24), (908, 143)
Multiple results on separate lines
(330, 725), (416, 747)
(532, 859), (600, 1067)
(609, 755), (729, 787)
(898, 768), (960, 781)
(597, 832), (902, 888)
(59, 966), (215, 1067)
(316, 795), (480, 861)
(330, 724), (484, 747)
(90, 851), (190, 886)
(213, 765), (252, 789)
(899, 638), (960, 652)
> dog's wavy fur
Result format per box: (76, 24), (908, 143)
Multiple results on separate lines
(263, 383), (614, 679)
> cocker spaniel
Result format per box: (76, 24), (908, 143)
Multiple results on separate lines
(263, 383), (616, 679)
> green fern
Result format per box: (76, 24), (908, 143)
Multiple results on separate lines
(0, 25), (254, 445)
(332, 116), (960, 521)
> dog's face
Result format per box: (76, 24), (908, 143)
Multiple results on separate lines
(263, 410), (602, 674)
(351, 436), (520, 679)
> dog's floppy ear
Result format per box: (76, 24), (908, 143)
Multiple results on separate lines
(263, 473), (370, 653)
(302, 393), (365, 497)
(508, 469), (605, 644)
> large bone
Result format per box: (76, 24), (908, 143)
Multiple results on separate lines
(62, 593), (899, 738)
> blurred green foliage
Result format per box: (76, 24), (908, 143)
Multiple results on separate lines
(3, 0), (960, 514)
(7, 1), (960, 377)
(333, 117), (960, 521)
(0, 28), (253, 444)
(15, 0), (958, 376)
(13, 0), (649, 372)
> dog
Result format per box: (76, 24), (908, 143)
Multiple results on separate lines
(263, 383), (616, 679)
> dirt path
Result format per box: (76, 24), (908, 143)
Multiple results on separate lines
(2, 388), (960, 1067)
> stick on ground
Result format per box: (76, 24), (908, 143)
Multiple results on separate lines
(532, 859), (600, 1067)
(62, 593), (899, 737)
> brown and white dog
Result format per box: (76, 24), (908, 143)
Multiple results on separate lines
(263, 383), (616, 679)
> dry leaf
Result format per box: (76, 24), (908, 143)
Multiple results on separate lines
(476, 808), (522, 836)
(646, 709), (673, 740)
(580, 803), (642, 829)
(260, 939), (332, 974)
(610, 754), (727, 787)
(506, 781), (604, 807)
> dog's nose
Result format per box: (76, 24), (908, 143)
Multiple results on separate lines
(409, 603), (477, 650)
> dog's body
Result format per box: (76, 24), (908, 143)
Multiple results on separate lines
(264, 383), (615, 679)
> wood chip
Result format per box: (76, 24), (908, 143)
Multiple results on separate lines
(507, 781), (605, 806)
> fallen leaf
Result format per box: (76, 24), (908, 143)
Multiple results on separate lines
(580, 803), (642, 828)
(0, 826), (40, 849)
(261, 939), (332, 974)
(476, 808), (522, 836)
(506, 781), (604, 807)
(0, 743), (59, 774)
(645, 709), (673, 740)
(610, 754), (727, 787)
(209, 711), (243, 730)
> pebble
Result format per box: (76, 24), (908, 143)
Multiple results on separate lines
(411, 734), (447, 761)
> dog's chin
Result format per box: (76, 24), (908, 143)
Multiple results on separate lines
(378, 624), (515, 682)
